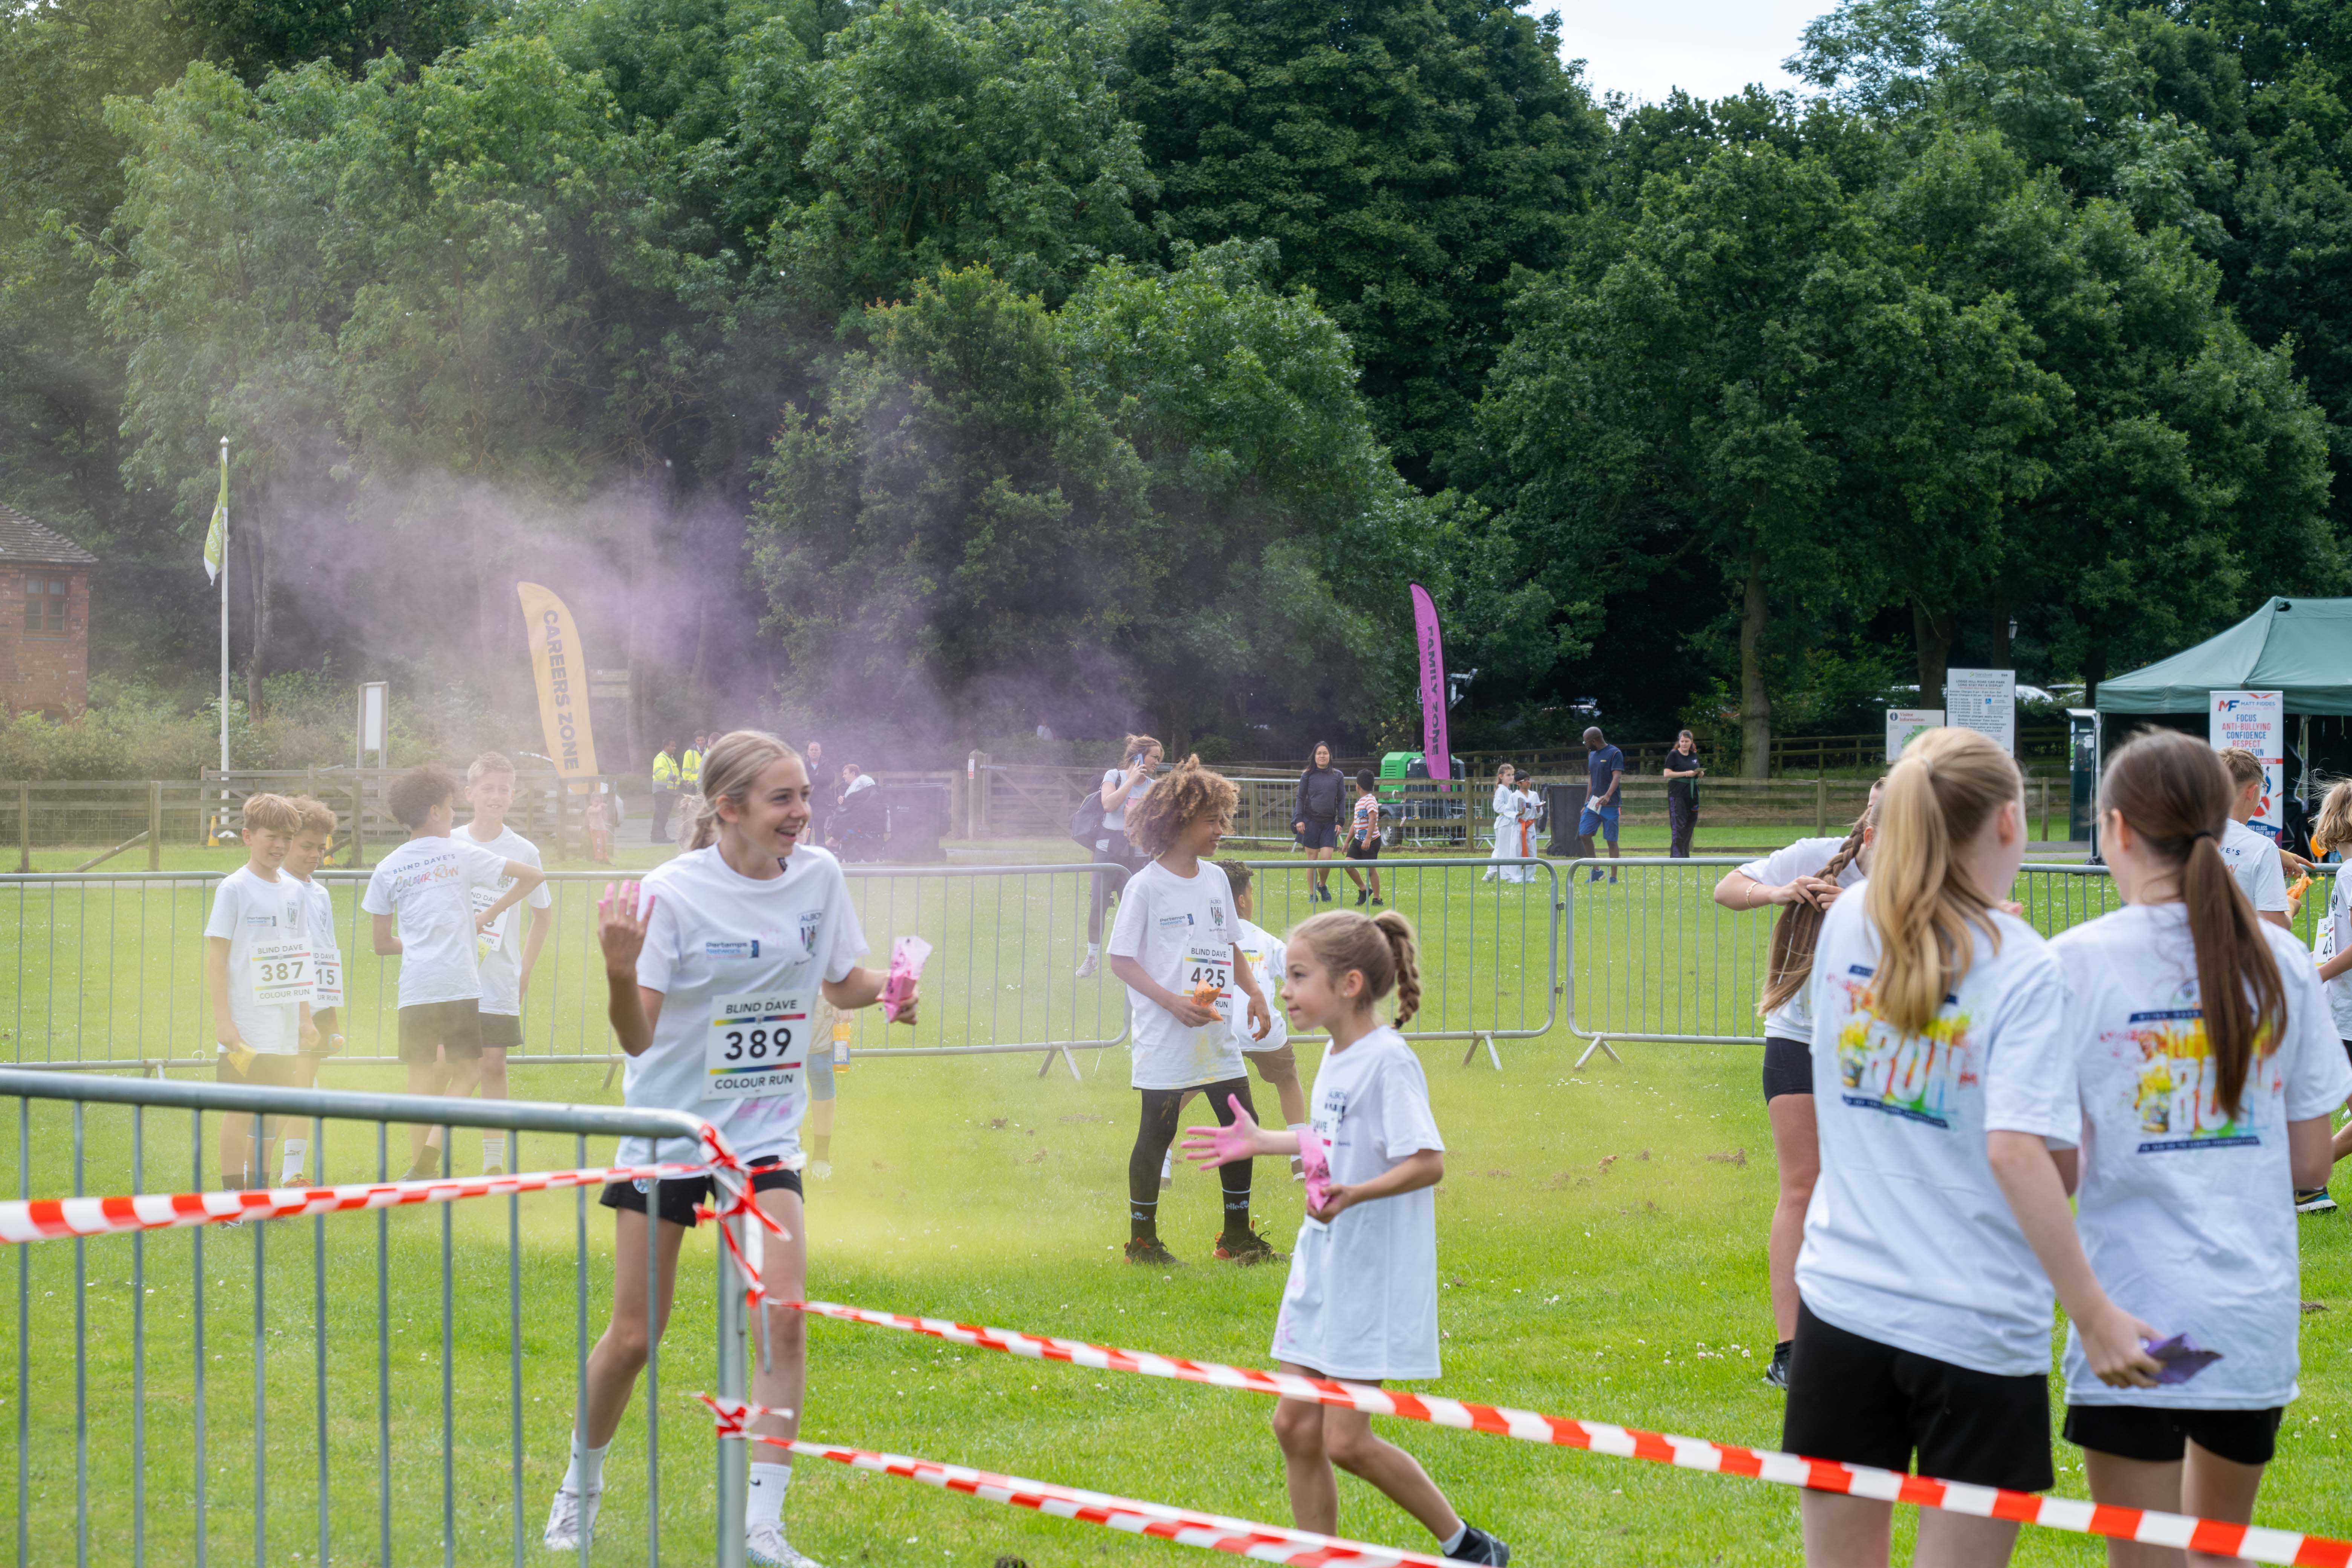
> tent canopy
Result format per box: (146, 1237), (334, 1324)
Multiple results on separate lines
(2095, 597), (2352, 715)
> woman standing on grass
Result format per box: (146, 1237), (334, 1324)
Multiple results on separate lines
(1079, 734), (1162, 978)
(1294, 743), (1350, 904)
(544, 730), (913, 1568)
(1712, 782), (1882, 1392)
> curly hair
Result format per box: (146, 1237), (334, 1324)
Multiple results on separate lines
(1123, 756), (1237, 858)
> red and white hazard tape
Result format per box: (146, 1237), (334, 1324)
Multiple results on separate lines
(698, 1396), (1452, 1567)
(790, 1302), (2352, 1568)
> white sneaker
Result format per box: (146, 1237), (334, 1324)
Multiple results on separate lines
(543, 1485), (600, 1552)
(810, 1159), (833, 1181)
(1075, 951), (1099, 979)
(747, 1521), (827, 1567)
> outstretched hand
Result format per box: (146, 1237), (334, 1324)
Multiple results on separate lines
(597, 881), (651, 975)
(1180, 1095), (1297, 1168)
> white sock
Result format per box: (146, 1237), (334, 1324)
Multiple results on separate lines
(563, 1436), (608, 1494)
(1086, 942), (1100, 955)
(1440, 1524), (1469, 1554)
(747, 1461), (791, 1529)
(483, 1136), (506, 1172)
(1160, 1149), (1172, 1179)
(279, 1139), (307, 1184)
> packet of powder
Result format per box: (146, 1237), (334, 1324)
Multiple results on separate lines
(2142, 1333), (2222, 1386)
(1298, 1125), (1332, 1213)
(881, 936), (931, 1024)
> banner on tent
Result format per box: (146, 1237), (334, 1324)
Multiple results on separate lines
(2210, 689), (2284, 834)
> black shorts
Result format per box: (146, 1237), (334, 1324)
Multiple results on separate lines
(217, 1049), (297, 1088)
(1298, 821), (1339, 851)
(1344, 835), (1381, 861)
(398, 1000), (482, 1065)
(1784, 1303), (2052, 1493)
(2064, 1404), (2283, 1467)
(600, 1157), (802, 1228)
(478, 1012), (523, 1052)
(1762, 1035), (1812, 1102)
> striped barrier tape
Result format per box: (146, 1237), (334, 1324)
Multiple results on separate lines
(789, 1301), (2352, 1568)
(698, 1396), (1453, 1566)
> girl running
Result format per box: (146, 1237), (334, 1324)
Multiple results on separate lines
(1712, 782), (1882, 1392)
(1106, 757), (1277, 1265)
(1481, 765), (1521, 884)
(544, 730), (913, 1568)
(1788, 726), (2158, 1567)
(1078, 735), (1161, 978)
(2049, 730), (2350, 1568)
(2298, 779), (2352, 1212)
(1182, 909), (1509, 1565)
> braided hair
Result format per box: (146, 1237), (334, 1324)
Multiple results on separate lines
(1756, 791), (1879, 1017)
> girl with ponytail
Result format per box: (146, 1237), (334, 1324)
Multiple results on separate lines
(1788, 727), (2159, 1568)
(2048, 730), (2349, 1552)
(1713, 780), (1882, 1391)
(1179, 909), (1510, 1565)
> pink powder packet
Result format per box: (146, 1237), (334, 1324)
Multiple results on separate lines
(881, 936), (931, 1023)
(1297, 1126), (1332, 1213)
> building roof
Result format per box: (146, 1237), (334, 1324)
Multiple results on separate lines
(0, 502), (98, 566)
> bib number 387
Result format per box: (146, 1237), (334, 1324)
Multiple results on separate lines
(704, 991), (806, 1100)
(250, 939), (316, 1006)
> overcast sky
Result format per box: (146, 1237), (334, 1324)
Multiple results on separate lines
(1553, 0), (1838, 106)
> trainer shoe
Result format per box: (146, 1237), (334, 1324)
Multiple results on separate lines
(1355, 888), (1369, 906)
(1445, 1524), (1510, 1564)
(747, 1522), (825, 1567)
(1763, 1341), (1792, 1391)
(482, 1166), (504, 1179)
(1124, 1236), (1184, 1266)
(810, 1159), (833, 1181)
(1370, 897), (1384, 907)
(542, 1485), (600, 1552)
(2296, 1186), (2338, 1213)
(1075, 951), (1099, 980)
(1211, 1226), (1286, 1266)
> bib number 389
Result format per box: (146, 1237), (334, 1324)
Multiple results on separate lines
(704, 991), (806, 1100)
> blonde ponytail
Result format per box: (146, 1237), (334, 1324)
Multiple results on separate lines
(687, 730), (802, 851)
(1863, 729), (2020, 1034)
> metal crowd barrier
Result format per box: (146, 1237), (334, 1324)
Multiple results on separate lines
(0, 1069), (749, 1567)
(1565, 856), (2337, 1059)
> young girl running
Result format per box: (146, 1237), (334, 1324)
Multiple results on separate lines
(1183, 910), (1509, 1565)
(1712, 782), (1881, 1392)
(2049, 730), (2350, 1568)
(1106, 757), (1277, 1265)
(1481, 765), (1521, 884)
(2298, 779), (2352, 1212)
(544, 731), (912, 1568)
(1789, 727), (2158, 1567)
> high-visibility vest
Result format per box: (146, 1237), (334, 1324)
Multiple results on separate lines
(651, 751), (680, 789)
(681, 747), (703, 789)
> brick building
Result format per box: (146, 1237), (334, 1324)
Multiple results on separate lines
(0, 502), (96, 718)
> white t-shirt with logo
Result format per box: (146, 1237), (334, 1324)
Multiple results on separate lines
(2219, 819), (2288, 915)
(1271, 1026), (1446, 1380)
(1798, 890), (2080, 1377)
(297, 877), (343, 1010)
(454, 820), (552, 1017)
(359, 834), (510, 1008)
(204, 865), (313, 1055)
(1234, 917), (1288, 1057)
(616, 844), (867, 1170)
(2053, 903), (2352, 1409)
(1106, 859), (1245, 1090)
(1738, 835), (1867, 1041)
(2314, 869), (2352, 1038)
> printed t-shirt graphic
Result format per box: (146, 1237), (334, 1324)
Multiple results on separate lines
(1799, 890), (2079, 1378)
(2218, 818), (2289, 914)
(2053, 903), (2352, 1409)
(1737, 835), (1867, 1043)
(1350, 793), (1380, 846)
(204, 865), (314, 1054)
(614, 844), (866, 1172)
(359, 835), (510, 1007)
(454, 820), (552, 1017)
(1106, 859), (1245, 1090)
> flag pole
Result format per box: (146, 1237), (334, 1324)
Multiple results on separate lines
(216, 437), (228, 839)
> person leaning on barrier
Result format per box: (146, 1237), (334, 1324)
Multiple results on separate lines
(1663, 730), (1704, 858)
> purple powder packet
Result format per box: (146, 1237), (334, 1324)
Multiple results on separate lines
(2142, 1333), (2222, 1386)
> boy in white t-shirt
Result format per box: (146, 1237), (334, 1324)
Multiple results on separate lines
(362, 766), (545, 1182)
(1107, 757), (1274, 1266)
(204, 792), (318, 1189)
(2216, 747), (2291, 930)
(276, 796), (346, 1184)
(1167, 862), (1309, 1189)
(450, 752), (553, 1176)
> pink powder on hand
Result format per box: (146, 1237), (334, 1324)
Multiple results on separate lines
(881, 936), (931, 1023)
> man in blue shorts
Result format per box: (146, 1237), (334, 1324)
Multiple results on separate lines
(1577, 726), (1623, 883)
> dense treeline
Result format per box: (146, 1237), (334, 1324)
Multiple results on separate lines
(0, 0), (2346, 768)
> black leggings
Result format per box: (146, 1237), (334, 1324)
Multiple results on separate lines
(1130, 1078), (1255, 1239)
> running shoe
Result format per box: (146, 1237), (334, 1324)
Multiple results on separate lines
(2296, 1186), (2338, 1213)
(1211, 1226), (1286, 1266)
(1763, 1341), (1792, 1391)
(1587, 868), (1604, 884)
(1355, 888), (1369, 906)
(1370, 897), (1384, 907)
(542, 1485), (600, 1552)
(810, 1159), (833, 1181)
(1445, 1524), (1511, 1564)
(482, 1166), (504, 1179)
(1075, 951), (1099, 980)
(747, 1522), (825, 1568)
(1124, 1236), (1184, 1266)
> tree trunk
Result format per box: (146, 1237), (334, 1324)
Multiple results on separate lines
(1913, 600), (1957, 717)
(244, 522), (271, 720)
(1739, 554), (1772, 779)
(1990, 589), (2012, 670)
(687, 594), (715, 730)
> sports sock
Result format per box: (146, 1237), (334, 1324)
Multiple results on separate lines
(747, 1461), (792, 1528)
(813, 1133), (831, 1163)
(1129, 1195), (1158, 1242)
(1440, 1524), (1469, 1554)
(1220, 1181), (1252, 1239)
(279, 1139), (307, 1185)
(482, 1136), (505, 1173)
(563, 1436), (608, 1494)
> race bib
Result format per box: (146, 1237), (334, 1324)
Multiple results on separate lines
(704, 991), (807, 1100)
(250, 939), (316, 1006)
(1183, 941), (1233, 1021)
(471, 886), (509, 954)
(312, 951), (343, 1008)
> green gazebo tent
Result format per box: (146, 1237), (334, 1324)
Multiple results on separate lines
(2095, 597), (2352, 715)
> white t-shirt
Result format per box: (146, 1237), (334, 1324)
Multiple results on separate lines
(297, 877), (343, 1010)
(1100, 766), (1154, 837)
(1490, 783), (1517, 823)
(1798, 890), (2080, 1377)
(205, 866), (313, 1055)
(454, 820), (552, 1017)
(1107, 858), (1246, 1090)
(2219, 819), (2288, 914)
(1271, 1027), (1446, 1380)
(2053, 903), (2352, 1408)
(358, 834), (510, 1008)
(1739, 835), (1867, 1041)
(1234, 918), (1288, 1057)
(617, 844), (867, 1170)
(2319, 869), (2352, 1038)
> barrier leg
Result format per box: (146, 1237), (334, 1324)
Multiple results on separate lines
(1460, 1032), (1502, 1071)
(1573, 1035), (1622, 1069)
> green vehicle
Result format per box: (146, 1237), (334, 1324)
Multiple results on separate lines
(1377, 751), (1468, 842)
